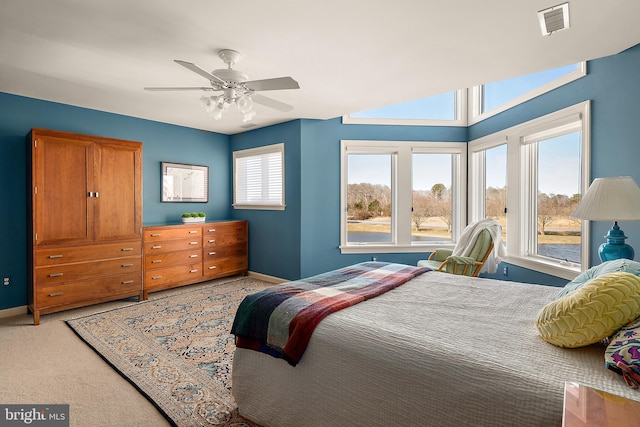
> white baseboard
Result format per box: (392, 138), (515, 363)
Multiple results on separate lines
(247, 271), (286, 284)
(0, 305), (28, 319)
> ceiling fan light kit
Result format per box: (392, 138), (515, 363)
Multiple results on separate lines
(145, 49), (299, 123)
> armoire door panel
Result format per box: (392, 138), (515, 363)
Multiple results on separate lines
(94, 143), (142, 241)
(33, 135), (93, 245)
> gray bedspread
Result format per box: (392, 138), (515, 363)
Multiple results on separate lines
(232, 271), (639, 426)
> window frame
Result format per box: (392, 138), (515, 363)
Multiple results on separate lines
(468, 101), (590, 279)
(342, 90), (468, 127)
(468, 62), (586, 125)
(232, 143), (285, 211)
(340, 140), (467, 254)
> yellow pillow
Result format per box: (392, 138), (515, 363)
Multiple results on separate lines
(536, 272), (640, 348)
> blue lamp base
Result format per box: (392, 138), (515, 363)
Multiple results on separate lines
(598, 221), (635, 262)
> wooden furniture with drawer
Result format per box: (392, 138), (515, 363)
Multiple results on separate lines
(203, 221), (248, 279)
(143, 225), (203, 298)
(27, 129), (143, 325)
(142, 220), (248, 298)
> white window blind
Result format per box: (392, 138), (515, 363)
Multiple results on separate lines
(233, 143), (285, 210)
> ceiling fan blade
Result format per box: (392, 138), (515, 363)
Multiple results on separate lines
(252, 93), (294, 112)
(144, 87), (216, 91)
(245, 76), (300, 91)
(174, 60), (227, 85)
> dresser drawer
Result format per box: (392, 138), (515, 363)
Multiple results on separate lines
(144, 227), (201, 241)
(204, 243), (247, 260)
(203, 232), (247, 247)
(36, 273), (142, 310)
(144, 238), (202, 254)
(144, 249), (201, 270)
(203, 222), (247, 236)
(144, 263), (203, 290)
(35, 257), (142, 286)
(35, 241), (142, 266)
(204, 257), (248, 277)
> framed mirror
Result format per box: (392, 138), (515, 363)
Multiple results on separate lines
(161, 162), (209, 202)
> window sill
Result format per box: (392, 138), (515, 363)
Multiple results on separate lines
(339, 243), (454, 254)
(505, 255), (580, 281)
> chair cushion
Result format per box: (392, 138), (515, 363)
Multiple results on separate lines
(557, 259), (640, 299)
(536, 272), (640, 348)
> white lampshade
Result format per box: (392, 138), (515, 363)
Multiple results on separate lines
(572, 176), (640, 221)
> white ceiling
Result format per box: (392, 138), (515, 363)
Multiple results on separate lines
(1, 0), (639, 135)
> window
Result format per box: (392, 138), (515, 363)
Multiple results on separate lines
(469, 143), (507, 242)
(469, 101), (590, 279)
(341, 140), (466, 253)
(470, 63), (586, 124)
(233, 143), (285, 210)
(342, 90), (467, 126)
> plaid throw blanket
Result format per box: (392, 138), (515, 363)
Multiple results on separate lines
(231, 262), (431, 366)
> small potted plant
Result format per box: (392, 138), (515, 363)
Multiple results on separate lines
(181, 212), (206, 223)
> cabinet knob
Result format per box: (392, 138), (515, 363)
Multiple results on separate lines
(208, 229), (216, 232)
(152, 276), (162, 280)
(189, 230), (198, 234)
(151, 233), (162, 237)
(189, 269), (199, 273)
(209, 266), (217, 270)
(48, 273), (63, 278)
(48, 254), (63, 259)
(208, 239), (216, 243)
(151, 260), (162, 264)
(121, 263), (134, 268)
(121, 280), (134, 285)
(189, 241), (198, 245)
(121, 247), (133, 252)
(48, 292), (64, 297)
(151, 245), (162, 249)
(189, 255), (198, 258)
(208, 251), (216, 255)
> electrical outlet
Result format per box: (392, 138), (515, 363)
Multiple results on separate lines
(3, 276), (10, 286)
(503, 266), (508, 276)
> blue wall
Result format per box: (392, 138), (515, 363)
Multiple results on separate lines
(3, 44), (640, 311)
(0, 93), (230, 310)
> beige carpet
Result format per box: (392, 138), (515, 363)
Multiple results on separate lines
(0, 276), (272, 427)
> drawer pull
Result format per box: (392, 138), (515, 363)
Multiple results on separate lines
(208, 239), (216, 243)
(121, 247), (133, 252)
(152, 275), (163, 280)
(121, 280), (134, 285)
(152, 245), (162, 249)
(208, 229), (216, 232)
(48, 292), (64, 297)
(121, 263), (134, 268)
(151, 260), (162, 264)
(190, 269), (199, 273)
(189, 230), (198, 234)
(189, 254), (198, 258)
(209, 266), (217, 270)
(48, 273), (63, 278)
(189, 241), (198, 245)
(48, 254), (63, 259)
(151, 233), (162, 237)
(237, 227), (244, 230)
(208, 251), (216, 255)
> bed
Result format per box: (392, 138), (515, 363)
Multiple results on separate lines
(231, 263), (640, 426)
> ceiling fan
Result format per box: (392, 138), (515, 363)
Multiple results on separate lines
(145, 49), (300, 122)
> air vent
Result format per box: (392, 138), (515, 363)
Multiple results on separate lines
(538, 2), (570, 36)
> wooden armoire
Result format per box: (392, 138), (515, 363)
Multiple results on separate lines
(27, 129), (143, 325)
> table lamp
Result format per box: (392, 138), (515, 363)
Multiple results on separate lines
(572, 176), (640, 262)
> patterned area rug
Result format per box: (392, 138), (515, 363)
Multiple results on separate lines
(67, 277), (273, 427)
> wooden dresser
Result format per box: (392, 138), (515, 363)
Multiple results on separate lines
(27, 129), (143, 325)
(143, 220), (248, 297)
